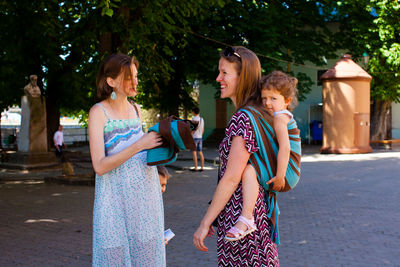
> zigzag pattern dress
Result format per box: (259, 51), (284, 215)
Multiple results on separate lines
(217, 110), (279, 266)
(92, 103), (166, 267)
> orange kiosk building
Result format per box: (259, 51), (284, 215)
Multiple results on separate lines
(320, 54), (373, 154)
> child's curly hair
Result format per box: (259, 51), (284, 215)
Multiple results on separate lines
(261, 71), (298, 111)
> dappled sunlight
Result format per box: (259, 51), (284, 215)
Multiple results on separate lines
(302, 152), (400, 162)
(2, 180), (44, 185)
(169, 165), (217, 174)
(0, 169), (28, 174)
(188, 166), (216, 171)
(24, 218), (59, 223)
(201, 166), (216, 170)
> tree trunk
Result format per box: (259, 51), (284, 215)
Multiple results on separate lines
(370, 99), (392, 140)
(46, 72), (62, 151)
(46, 94), (60, 151)
(0, 116), (2, 149)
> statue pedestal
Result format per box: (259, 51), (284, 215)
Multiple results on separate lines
(0, 96), (57, 169)
(18, 96), (48, 152)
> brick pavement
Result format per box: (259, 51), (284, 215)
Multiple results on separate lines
(1, 147), (399, 266)
(277, 153), (400, 266)
(0, 182), (93, 266)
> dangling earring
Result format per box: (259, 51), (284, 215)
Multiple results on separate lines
(110, 91), (116, 100)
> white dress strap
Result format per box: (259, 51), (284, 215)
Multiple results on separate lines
(95, 103), (111, 120)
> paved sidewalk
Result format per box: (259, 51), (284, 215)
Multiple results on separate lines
(0, 146), (399, 266)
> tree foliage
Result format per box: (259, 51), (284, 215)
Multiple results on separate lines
(1, 0), (340, 131)
(333, 0), (400, 139)
(182, 0), (337, 101)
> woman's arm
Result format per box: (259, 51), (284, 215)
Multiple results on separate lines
(266, 114), (290, 190)
(193, 136), (250, 251)
(88, 104), (161, 176)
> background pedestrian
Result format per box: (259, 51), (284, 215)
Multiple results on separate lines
(53, 125), (66, 158)
(191, 107), (205, 171)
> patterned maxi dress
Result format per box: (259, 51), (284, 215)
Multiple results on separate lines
(92, 103), (166, 266)
(217, 110), (279, 266)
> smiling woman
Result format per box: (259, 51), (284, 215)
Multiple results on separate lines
(193, 47), (279, 266)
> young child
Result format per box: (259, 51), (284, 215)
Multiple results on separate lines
(225, 70), (298, 241)
(157, 165), (173, 245)
(157, 166), (171, 194)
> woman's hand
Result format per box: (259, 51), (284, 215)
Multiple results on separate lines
(193, 224), (214, 252)
(266, 176), (285, 191)
(137, 132), (163, 150)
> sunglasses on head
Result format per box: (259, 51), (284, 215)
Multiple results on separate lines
(223, 47), (241, 59)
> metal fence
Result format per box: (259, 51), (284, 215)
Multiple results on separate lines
(0, 120), (165, 148)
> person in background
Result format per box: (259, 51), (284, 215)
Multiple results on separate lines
(191, 107), (205, 171)
(157, 165), (171, 194)
(53, 125), (66, 158)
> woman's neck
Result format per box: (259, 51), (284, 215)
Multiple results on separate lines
(107, 95), (130, 118)
(230, 96), (237, 108)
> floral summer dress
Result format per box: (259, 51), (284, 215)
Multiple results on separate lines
(92, 103), (166, 267)
(217, 110), (279, 266)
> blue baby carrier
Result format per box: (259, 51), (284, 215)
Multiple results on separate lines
(240, 106), (301, 244)
(147, 116), (198, 166)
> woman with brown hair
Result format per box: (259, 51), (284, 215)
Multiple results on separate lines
(89, 54), (165, 266)
(193, 46), (279, 266)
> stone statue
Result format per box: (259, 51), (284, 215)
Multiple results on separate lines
(18, 74), (47, 153)
(24, 75), (41, 98)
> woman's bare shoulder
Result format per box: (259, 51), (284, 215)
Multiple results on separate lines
(89, 102), (108, 124)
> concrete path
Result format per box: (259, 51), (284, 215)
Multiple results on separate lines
(0, 146), (399, 266)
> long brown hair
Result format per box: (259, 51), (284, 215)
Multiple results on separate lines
(96, 54), (139, 101)
(220, 46), (272, 122)
(220, 46), (261, 110)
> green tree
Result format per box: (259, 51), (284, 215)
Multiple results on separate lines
(179, 0), (337, 102)
(334, 0), (400, 140)
(1, 0), (340, 147)
(99, 0), (338, 115)
(0, 0), (99, 146)
(0, 0), (226, 145)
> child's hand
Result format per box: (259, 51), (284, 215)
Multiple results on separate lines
(207, 225), (215, 237)
(266, 176), (285, 191)
(165, 238), (168, 245)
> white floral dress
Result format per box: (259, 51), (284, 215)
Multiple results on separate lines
(92, 103), (165, 267)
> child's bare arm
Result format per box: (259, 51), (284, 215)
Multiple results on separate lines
(266, 114), (290, 191)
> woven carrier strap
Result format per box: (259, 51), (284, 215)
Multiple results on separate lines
(240, 106), (301, 244)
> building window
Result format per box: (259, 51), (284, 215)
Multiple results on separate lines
(317, 70), (328, 86)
